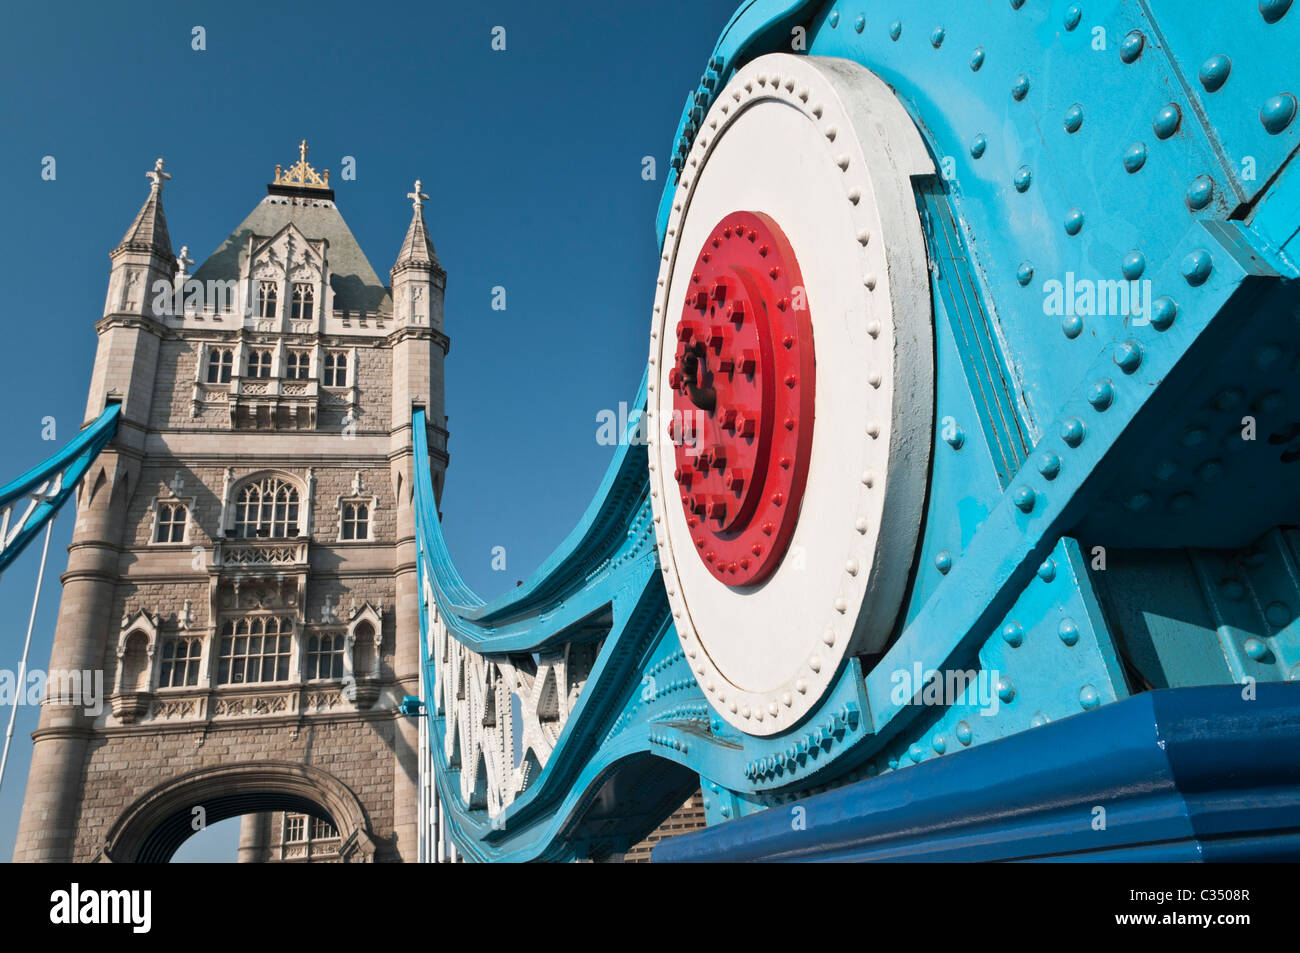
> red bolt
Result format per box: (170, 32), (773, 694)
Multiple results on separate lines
(727, 300), (746, 325)
(667, 418), (677, 440)
(717, 353), (735, 373)
(728, 562), (738, 574)
(695, 537), (704, 549)
(690, 290), (709, 311)
(782, 335), (794, 349)
(679, 321), (699, 341)
(780, 456), (791, 469)
(736, 413), (756, 437)
(752, 543), (763, 557)
(762, 522), (774, 536)
(785, 417), (795, 431)
(711, 280), (727, 303)
(668, 367), (681, 389)
(740, 557), (751, 570)
(769, 266), (781, 280)
(723, 468), (746, 492)
(707, 325), (726, 351)
(712, 237), (722, 249)
(759, 244), (769, 257)
(707, 444), (726, 469)
(719, 408), (737, 432)
(722, 226), (733, 238)
(777, 296), (789, 311)
(674, 467), (693, 486)
(739, 349), (757, 374)
(771, 492), (784, 506)
(691, 494), (707, 513)
(701, 252), (711, 264)
(785, 373), (797, 388)
(705, 550), (715, 563)
(707, 497), (727, 520)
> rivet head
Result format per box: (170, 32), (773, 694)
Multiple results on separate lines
(1059, 618), (1080, 645)
(828, 10), (839, 27)
(1037, 558), (1057, 582)
(1013, 486), (1036, 512)
(1260, 0), (1293, 24)
(944, 424), (966, 450)
(1244, 637), (1270, 661)
(854, 14), (866, 33)
(1079, 685), (1100, 710)
(1064, 207), (1085, 235)
(970, 47), (985, 70)
(1181, 249), (1214, 285)
(1266, 601), (1292, 627)
(1122, 251), (1146, 280)
(955, 720), (972, 745)
(1011, 0), (1025, 8)
(1063, 104), (1083, 133)
(1186, 175), (1214, 211)
(1012, 74), (1030, 101)
(1154, 103), (1182, 139)
(1061, 313), (1084, 339)
(1123, 142), (1148, 173)
(1127, 491), (1152, 512)
(1064, 5), (1082, 30)
(1061, 417), (1086, 447)
(1013, 165), (1033, 192)
(930, 26), (945, 47)
(890, 20), (902, 40)
(932, 734), (946, 754)
(1088, 378), (1115, 410)
(1001, 621), (1025, 647)
(1262, 93), (1298, 134)
(1120, 31), (1145, 63)
(1151, 296), (1178, 330)
(1037, 451), (1061, 479)
(1199, 54), (1231, 92)
(1017, 262), (1034, 286)
(935, 550), (953, 574)
(997, 676), (1016, 703)
(908, 744), (924, 764)
(1114, 339), (1143, 373)
(971, 134), (988, 158)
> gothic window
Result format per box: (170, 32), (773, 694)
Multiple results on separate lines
(291, 283), (315, 321)
(323, 351), (348, 387)
(285, 814), (306, 843)
(154, 502), (188, 543)
(217, 616), (293, 684)
(233, 477), (300, 538)
(306, 633), (345, 680)
(206, 348), (233, 384)
(311, 817), (336, 839)
(341, 502), (369, 541)
(258, 281), (278, 319)
(158, 637), (202, 688)
(286, 350), (311, 380)
(248, 349), (272, 379)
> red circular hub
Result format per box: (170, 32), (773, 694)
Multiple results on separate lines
(668, 211), (815, 587)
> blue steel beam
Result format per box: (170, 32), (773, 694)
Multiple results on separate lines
(0, 404), (121, 576)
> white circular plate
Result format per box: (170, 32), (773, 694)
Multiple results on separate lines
(647, 53), (935, 737)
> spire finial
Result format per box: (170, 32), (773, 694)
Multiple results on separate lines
(146, 157), (171, 193)
(408, 179), (429, 211)
(272, 141), (330, 191)
(299, 139), (309, 164)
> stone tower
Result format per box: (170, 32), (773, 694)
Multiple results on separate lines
(13, 145), (450, 862)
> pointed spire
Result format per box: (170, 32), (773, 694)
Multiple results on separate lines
(114, 158), (174, 263)
(392, 179), (440, 272)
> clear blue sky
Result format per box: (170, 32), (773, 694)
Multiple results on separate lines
(0, 0), (740, 861)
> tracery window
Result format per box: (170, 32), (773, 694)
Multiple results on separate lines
(340, 502), (369, 541)
(154, 502), (188, 543)
(158, 637), (202, 688)
(248, 349), (272, 379)
(305, 633), (345, 681)
(217, 616), (293, 684)
(258, 281), (278, 319)
(233, 477), (300, 538)
(323, 351), (348, 387)
(291, 283), (315, 321)
(286, 350), (311, 380)
(206, 348), (233, 384)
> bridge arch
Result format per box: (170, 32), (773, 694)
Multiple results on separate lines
(100, 761), (378, 863)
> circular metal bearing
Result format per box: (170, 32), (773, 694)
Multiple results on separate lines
(647, 53), (936, 737)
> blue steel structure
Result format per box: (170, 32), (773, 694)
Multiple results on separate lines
(0, 404), (121, 576)
(4, 2), (1299, 863)
(409, 0), (1300, 862)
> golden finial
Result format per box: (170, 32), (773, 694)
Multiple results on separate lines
(272, 140), (330, 190)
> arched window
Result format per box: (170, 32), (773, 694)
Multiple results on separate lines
(351, 621), (375, 680)
(233, 477), (300, 538)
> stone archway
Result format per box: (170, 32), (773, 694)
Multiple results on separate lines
(100, 761), (378, 863)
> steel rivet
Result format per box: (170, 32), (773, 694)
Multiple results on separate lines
(1120, 31), (1145, 63)
(1013, 487), (1036, 512)
(1199, 54), (1231, 92)
(1002, 621), (1025, 647)
(1079, 685), (1100, 710)
(1064, 104), (1083, 133)
(1087, 378), (1115, 410)
(970, 47), (984, 70)
(935, 550), (953, 574)
(1058, 618), (1080, 645)
(1154, 103), (1182, 139)
(1123, 142), (1148, 173)
(1262, 93), (1298, 134)
(1181, 249), (1213, 285)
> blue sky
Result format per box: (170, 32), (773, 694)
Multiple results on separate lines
(0, 0), (739, 861)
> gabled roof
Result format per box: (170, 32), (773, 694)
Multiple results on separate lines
(192, 194), (390, 316)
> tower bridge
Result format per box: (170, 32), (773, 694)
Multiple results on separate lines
(5, 0), (1300, 863)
